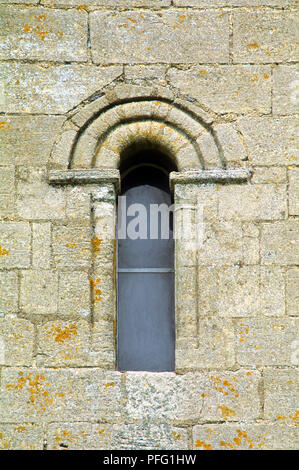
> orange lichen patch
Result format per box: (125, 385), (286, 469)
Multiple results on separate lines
(250, 73), (258, 82)
(89, 278), (102, 302)
(51, 324), (78, 344)
(0, 245), (9, 256)
(195, 439), (212, 450)
(172, 431), (181, 442)
(277, 415), (287, 420)
(263, 73), (270, 79)
(220, 429), (266, 450)
(247, 42), (259, 49)
(278, 411), (299, 423)
(210, 376), (239, 398)
(105, 382), (115, 388)
(199, 69), (207, 78)
(23, 23), (51, 41)
(66, 243), (78, 248)
(97, 428), (105, 435)
(0, 121), (10, 130)
(239, 327), (249, 343)
(128, 17), (137, 23)
(14, 425), (26, 432)
(218, 405), (236, 420)
(179, 15), (186, 23)
(91, 237), (101, 256)
(6, 372), (52, 412)
(76, 4), (88, 10)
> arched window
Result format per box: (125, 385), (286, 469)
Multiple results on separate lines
(117, 149), (175, 371)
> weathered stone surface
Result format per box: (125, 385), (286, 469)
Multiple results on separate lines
(90, 10), (229, 64)
(251, 167), (287, 184)
(47, 422), (188, 450)
(261, 221), (299, 265)
(0, 222), (31, 269)
(0, 271), (18, 316)
(238, 117), (299, 166)
(16, 168), (66, 220)
(260, 267), (285, 316)
(58, 271), (90, 318)
(218, 184), (286, 221)
(235, 318), (299, 366)
(125, 370), (260, 423)
(0, 116), (64, 166)
(43, 0), (171, 5)
(273, 66), (299, 115)
(289, 168), (299, 215)
(37, 320), (90, 366)
(233, 10), (298, 63)
(0, 7), (88, 62)
(0, 423), (43, 450)
(192, 423), (298, 450)
(264, 369), (299, 423)
(175, 0), (297, 4)
(0, 63), (122, 113)
(52, 223), (92, 268)
(213, 123), (247, 163)
(0, 316), (34, 366)
(0, 165), (14, 217)
(20, 270), (58, 315)
(0, 368), (123, 423)
(32, 223), (51, 269)
(124, 65), (167, 84)
(168, 65), (272, 114)
(286, 267), (299, 316)
(89, 320), (115, 368)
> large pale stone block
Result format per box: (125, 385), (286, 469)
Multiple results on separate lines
(286, 267), (299, 316)
(16, 168), (66, 220)
(213, 123), (247, 163)
(232, 10), (298, 63)
(0, 271), (18, 315)
(0, 222), (31, 269)
(0, 165), (14, 217)
(90, 10), (229, 64)
(58, 271), (90, 318)
(251, 167), (287, 184)
(0, 368), (123, 423)
(273, 66), (299, 115)
(238, 117), (299, 166)
(260, 267), (285, 316)
(20, 270), (58, 315)
(0, 116), (64, 166)
(0, 63), (122, 113)
(192, 423), (298, 450)
(0, 317), (34, 366)
(218, 184), (286, 221)
(0, 423), (43, 450)
(0, 7), (88, 62)
(168, 65), (272, 114)
(52, 223), (92, 268)
(264, 369), (299, 423)
(37, 320), (90, 367)
(235, 318), (299, 366)
(89, 320), (115, 368)
(261, 221), (299, 265)
(126, 370), (260, 423)
(289, 168), (299, 215)
(32, 223), (51, 269)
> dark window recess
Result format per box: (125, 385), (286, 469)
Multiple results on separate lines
(117, 157), (175, 372)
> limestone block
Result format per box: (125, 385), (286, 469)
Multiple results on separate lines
(47, 422), (188, 451)
(232, 10), (298, 63)
(32, 223), (51, 269)
(235, 318), (299, 366)
(0, 115), (64, 166)
(176, 319), (235, 369)
(168, 65), (272, 114)
(0, 222), (31, 269)
(0, 271), (18, 315)
(251, 167), (287, 184)
(37, 320), (90, 367)
(0, 368), (123, 423)
(89, 320), (115, 368)
(273, 66), (299, 115)
(176, 266), (197, 340)
(264, 369), (299, 423)
(288, 168), (299, 215)
(0, 317), (34, 366)
(0, 7), (88, 62)
(0, 165), (14, 217)
(43, 0), (170, 5)
(125, 370), (260, 423)
(286, 267), (299, 316)
(20, 270), (58, 315)
(65, 187), (91, 220)
(192, 423), (298, 450)
(261, 221), (299, 265)
(260, 267), (285, 316)
(90, 10), (229, 64)
(52, 223), (92, 268)
(92, 266), (116, 322)
(16, 168), (66, 220)
(213, 123), (247, 163)
(238, 117), (299, 166)
(0, 423), (43, 450)
(124, 65), (167, 83)
(218, 184), (286, 221)
(58, 271), (90, 318)
(0, 63), (122, 113)
(50, 129), (77, 169)
(175, 0), (297, 5)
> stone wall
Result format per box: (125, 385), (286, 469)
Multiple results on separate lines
(0, 0), (298, 450)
